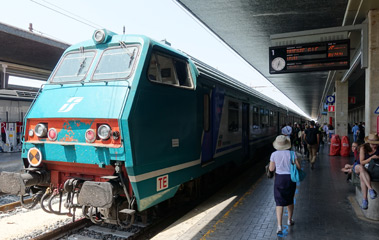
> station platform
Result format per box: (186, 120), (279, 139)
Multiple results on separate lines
(0, 152), (23, 172)
(152, 145), (379, 240)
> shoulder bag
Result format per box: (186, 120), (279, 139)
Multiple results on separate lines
(290, 151), (306, 182)
(265, 163), (274, 178)
(367, 158), (379, 182)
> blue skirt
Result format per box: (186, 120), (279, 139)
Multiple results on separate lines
(274, 174), (296, 206)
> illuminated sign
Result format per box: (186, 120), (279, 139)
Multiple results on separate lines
(269, 39), (350, 74)
(328, 105), (335, 112)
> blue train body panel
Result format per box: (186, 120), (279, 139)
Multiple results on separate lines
(28, 83), (129, 119)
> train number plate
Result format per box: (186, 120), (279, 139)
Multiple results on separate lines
(157, 175), (168, 191)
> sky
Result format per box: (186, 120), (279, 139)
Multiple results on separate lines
(1, 0), (310, 118)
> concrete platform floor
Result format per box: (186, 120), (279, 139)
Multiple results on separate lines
(0, 152), (23, 173)
(152, 145), (379, 240)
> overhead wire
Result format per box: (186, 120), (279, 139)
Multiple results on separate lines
(30, 0), (104, 30)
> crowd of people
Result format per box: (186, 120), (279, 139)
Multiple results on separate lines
(279, 121), (334, 169)
(269, 120), (378, 235)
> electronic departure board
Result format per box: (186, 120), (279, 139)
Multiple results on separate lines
(269, 39), (350, 74)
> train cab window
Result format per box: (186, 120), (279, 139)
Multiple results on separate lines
(148, 52), (194, 89)
(51, 51), (96, 83)
(174, 60), (192, 87)
(157, 54), (178, 85)
(92, 46), (139, 81)
(228, 101), (239, 132)
(148, 54), (159, 81)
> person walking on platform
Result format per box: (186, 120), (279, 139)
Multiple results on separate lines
(322, 123), (328, 143)
(293, 123), (301, 152)
(269, 135), (301, 235)
(352, 123), (359, 142)
(357, 124), (365, 144)
(281, 123), (292, 141)
(301, 124), (309, 159)
(304, 121), (320, 169)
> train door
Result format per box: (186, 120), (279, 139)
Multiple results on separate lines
(242, 103), (249, 159)
(201, 92), (214, 164)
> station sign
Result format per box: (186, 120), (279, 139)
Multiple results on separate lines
(269, 39), (350, 74)
(328, 105), (335, 113)
(326, 95), (335, 104)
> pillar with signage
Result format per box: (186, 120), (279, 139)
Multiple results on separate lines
(326, 96), (335, 128)
(365, 10), (379, 136)
(335, 80), (348, 137)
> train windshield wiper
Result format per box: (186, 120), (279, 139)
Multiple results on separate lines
(76, 57), (87, 76)
(120, 41), (135, 68)
(128, 49), (136, 68)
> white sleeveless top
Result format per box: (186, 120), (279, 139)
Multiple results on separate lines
(270, 150), (292, 174)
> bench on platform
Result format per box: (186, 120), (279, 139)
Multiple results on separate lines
(352, 172), (379, 220)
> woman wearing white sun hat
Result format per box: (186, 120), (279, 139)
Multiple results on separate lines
(269, 135), (301, 235)
(358, 133), (379, 209)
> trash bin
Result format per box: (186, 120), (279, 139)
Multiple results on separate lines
(340, 136), (350, 157)
(330, 134), (341, 156)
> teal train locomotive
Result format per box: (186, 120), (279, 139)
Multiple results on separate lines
(0, 29), (303, 227)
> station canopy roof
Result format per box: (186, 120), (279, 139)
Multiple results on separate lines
(176, 0), (379, 119)
(0, 22), (69, 80)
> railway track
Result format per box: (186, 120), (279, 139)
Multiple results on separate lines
(0, 194), (32, 213)
(0, 156), (268, 239)
(33, 218), (92, 240)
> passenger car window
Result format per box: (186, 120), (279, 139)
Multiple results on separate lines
(148, 52), (193, 89)
(228, 101), (239, 132)
(51, 51), (95, 83)
(253, 107), (259, 127)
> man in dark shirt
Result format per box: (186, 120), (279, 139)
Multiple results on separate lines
(304, 121), (320, 170)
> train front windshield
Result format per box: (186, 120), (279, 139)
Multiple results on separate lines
(93, 46), (138, 81)
(51, 51), (96, 83)
(50, 44), (139, 84)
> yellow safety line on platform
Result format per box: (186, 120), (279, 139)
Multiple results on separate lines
(200, 176), (263, 240)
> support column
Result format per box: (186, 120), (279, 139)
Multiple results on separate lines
(335, 81), (348, 136)
(0, 64), (8, 89)
(365, 10), (379, 135)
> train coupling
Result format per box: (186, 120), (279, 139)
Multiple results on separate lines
(0, 168), (49, 195)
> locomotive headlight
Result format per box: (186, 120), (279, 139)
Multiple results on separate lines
(93, 29), (106, 43)
(35, 123), (47, 137)
(92, 29), (116, 44)
(98, 124), (111, 140)
(28, 129), (34, 137)
(85, 129), (96, 143)
(48, 128), (58, 141)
